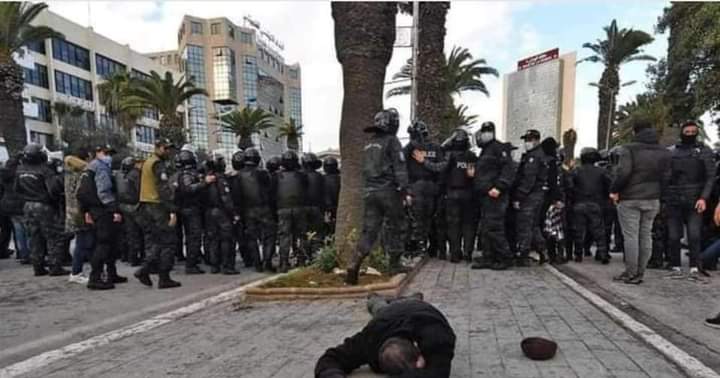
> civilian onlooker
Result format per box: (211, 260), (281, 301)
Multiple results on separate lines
(610, 120), (671, 284)
(64, 147), (93, 284)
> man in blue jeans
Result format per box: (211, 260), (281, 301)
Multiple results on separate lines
(65, 147), (93, 284)
(610, 120), (671, 284)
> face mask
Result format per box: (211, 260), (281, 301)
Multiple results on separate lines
(480, 132), (494, 144)
(101, 155), (112, 165)
(524, 141), (536, 151)
(681, 134), (697, 145)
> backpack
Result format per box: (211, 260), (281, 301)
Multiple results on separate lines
(76, 169), (102, 211)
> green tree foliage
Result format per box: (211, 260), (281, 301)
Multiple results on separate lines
(220, 107), (275, 150)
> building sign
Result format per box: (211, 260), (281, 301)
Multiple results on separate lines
(517, 48), (559, 71)
(242, 15), (285, 51)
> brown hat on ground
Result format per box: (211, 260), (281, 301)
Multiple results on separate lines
(521, 337), (557, 361)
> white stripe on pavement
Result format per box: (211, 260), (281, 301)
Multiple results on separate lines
(0, 274), (279, 378)
(545, 264), (720, 378)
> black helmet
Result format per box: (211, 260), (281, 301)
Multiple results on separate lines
(232, 150), (245, 170)
(177, 150), (196, 169)
(480, 121), (496, 133)
(244, 148), (261, 167)
(22, 143), (45, 164)
(214, 155), (226, 173)
(580, 147), (600, 164)
(301, 152), (321, 170)
(323, 157), (339, 174)
(120, 157), (136, 173)
(366, 108), (400, 134)
(408, 120), (429, 141)
(446, 129), (470, 151)
(281, 150), (299, 170)
(266, 156), (281, 173)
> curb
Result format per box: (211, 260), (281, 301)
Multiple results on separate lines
(544, 263), (720, 378)
(246, 257), (428, 301)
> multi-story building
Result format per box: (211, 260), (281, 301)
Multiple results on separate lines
(19, 10), (184, 154)
(146, 15), (302, 160)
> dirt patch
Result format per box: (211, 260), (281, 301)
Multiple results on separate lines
(260, 268), (390, 289)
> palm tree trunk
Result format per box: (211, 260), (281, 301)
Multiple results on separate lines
(596, 68), (619, 150)
(0, 58), (28, 154)
(416, 2), (450, 143)
(332, 2), (397, 267)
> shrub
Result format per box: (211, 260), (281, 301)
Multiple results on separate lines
(364, 247), (390, 274)
(314, 240), (339, 273)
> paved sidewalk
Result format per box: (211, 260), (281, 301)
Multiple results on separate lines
(8, 259), (687, 378)
(0, 258), (267, 366)
(557, 255), (720, 372)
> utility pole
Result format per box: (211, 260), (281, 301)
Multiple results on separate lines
(410, 1), (420, 123)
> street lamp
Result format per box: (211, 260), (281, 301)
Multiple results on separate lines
(589, 80), (636, 149)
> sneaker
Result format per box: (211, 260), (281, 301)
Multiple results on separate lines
(68, 273), (89, 284)
(687, 269), (708, 284)
(665, 267), (685, 280)
(705, 314), (720, 329)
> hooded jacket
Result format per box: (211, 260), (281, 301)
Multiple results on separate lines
(64, 156), (89, 233)
(610, 128), (672, 201)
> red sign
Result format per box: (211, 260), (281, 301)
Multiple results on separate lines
(517, 48), (560, 71)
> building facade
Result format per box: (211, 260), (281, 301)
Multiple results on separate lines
(20, 10), (183, 154)
(146, 15), (302, 161)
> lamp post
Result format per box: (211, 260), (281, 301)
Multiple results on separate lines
(410, 1), (420, 122)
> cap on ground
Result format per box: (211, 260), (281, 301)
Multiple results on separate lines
(520, 129), (541, 141)
(521, 337), (557, 361)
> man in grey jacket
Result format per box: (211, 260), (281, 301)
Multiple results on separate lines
(610, 120), (671, 284)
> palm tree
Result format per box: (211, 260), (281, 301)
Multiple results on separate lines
(442, 104), (477, 136)
(579, 19), (656, 149)
(0, 2), (63, 153)
(97, 70), (142, 131)
(123, 71), (207, 146)
(614, 93), (677, 147)
(332, 2), (397, 266)
(220, 107), (275, 150)
(277, 118), (304, 151)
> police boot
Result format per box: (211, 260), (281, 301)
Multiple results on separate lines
(450, 251), (462, 264)
(490, 259), (511, 271)
(222, 266), (240, 275)
(278, 257), (290, 274)
(210, 265), (221, 274)
(158, 271), (181, 289)
(185, 265), (206, 274)
(134, 266), (153, 287)
(515, 255), (530, 267)
(264, 259), (276, 273)
(87, 271), (114, 290)
(600, 252), (610, 265)
(33, 264), (49, 276)
(107, 263), (128, 283)
(471, 256), (493, 270)
(48, 265), (70, 276)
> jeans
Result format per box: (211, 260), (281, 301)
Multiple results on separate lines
(701, 239), (720, 269)
(618, 199), (660, 277)
(666, 198), (703, 268)
(73, 230), (95, 275)
(11, 217), (29, 260)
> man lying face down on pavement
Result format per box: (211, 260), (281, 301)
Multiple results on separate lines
(314, 293), (456, 378)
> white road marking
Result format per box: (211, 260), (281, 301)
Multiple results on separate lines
(0, 274), (279, 378)
(545, 264), (720, 378)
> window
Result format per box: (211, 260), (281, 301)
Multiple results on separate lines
(289, 68), (299, 79)
(28, 97), (52, 123)
(52, 38), (90, 71)
(243, 56), (258, 107)
(95, 54), (126, 78)
(212, 47), (237, 101)
(183, 45), (208, 150)
(30, 131), (54, 147)
(99, 113), (117, 129)
(211, 23), (220, 35)
(142, 107), (159, 120)
(26, 39), (46, 55)
(130, 69), (151, 81)
(288, 87), (302, 125)
(184, 45), (206, 88)
(23, 63), (48, 88)
(240, 32), (253, 44)
(54, 70), (93, 100)
(191, 21), (203, 34)
(135, 125), (157, 144)
(228, 26), (235, 39)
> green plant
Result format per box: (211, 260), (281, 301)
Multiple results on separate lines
(220, 107), (275, 149)
(313, 242), (339, 274)
(364, 247), (390, 275)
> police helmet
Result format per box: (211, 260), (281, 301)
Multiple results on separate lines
(580, 147), (601, 164)
(281, 150), (299, 170)
(177, 150), (197, 169)
(232, 150), (245, 170)
(366, 108), (400, 134)
(301, 152), (322, 170)
(120, 157), (136, 173)
(244, 148), (261, 167)
(214, 155), (226, 173)
(323, 157), (339, 174)
(408, 120), (430, 140)
(480, 121), (495, 133)
(446, 129), (470, 151)
(266, 156), (281, 173)
(22, 143), (45, 164)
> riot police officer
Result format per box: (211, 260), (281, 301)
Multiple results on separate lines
(203, 156), (238, 274)
(322, 157), (340, 237)
(116, 157), (144, 267)
(16, 144), (67, 276)
(567, 147), (611, 263)
(443, 129), (477, 263)
(234, 148), (277, 272)
(404, 121), (445, 255)
(275, 150), (308, 273)
(301, 152), (325, 261)
(471, 121), (516, 270)
(665, 121), (715, 281)
(346, 109), (409, 285)
(512, 129), (549, 267)
(177, 150), (214, 274)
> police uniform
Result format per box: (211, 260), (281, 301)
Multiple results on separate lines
(176, 153), (207, 273)
(275, 152), (308, 273)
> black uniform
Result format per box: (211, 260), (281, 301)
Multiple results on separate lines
(234, 165), (277, 271)
(303, 157), (325, 261)
(666, 141), (715, 269)
(474, 139), (515, 267)
(512, 144), (549, 262)
(176, 165), (207, 271)
(568, 154), (611, 262)
(275, 158), (308, 273)
(203, 164), (237, 274)
(116, 165), (144, 266)
(445, 149), (477, 263)
(322, 159), (340, 237)
(404, 139), (444, 254)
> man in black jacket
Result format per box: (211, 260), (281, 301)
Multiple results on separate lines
(443, 129), (477, 263)
(322, 157), (340, 237)
(610, 120), (671, 284)
(315, 297), (456, 378)
(472, 121), (516, 270)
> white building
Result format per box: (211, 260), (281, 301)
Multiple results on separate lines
(19, 10), (184, 154)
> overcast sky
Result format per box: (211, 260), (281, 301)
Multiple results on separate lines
(48, 1), (695, 152)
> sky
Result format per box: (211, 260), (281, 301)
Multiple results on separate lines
(47, 0), (687, 152)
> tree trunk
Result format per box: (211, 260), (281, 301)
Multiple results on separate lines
(286, 137), (299, 151)
(332, 2), (397, 267)
(596, 67), (619, 150)
(416, 2), (450, 143)
(0, 59), (28, 154)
